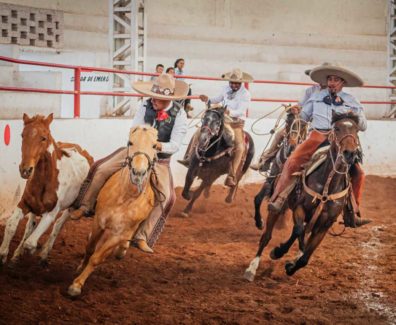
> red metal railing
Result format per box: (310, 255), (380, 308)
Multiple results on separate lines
(0, 55), (394, 118)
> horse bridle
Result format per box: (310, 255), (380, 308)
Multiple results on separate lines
(196, 109), (224, 160)
(125, 141), (157, 184)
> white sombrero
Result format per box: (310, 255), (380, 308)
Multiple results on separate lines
(309, 62), (363, 87)
(221, 68), (254, 83)
(133, 73), (189, 100)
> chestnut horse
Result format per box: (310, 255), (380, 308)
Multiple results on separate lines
(68, 126), (159, 297)
(0, 114), (93, 265)
(245, 113), (361, 280)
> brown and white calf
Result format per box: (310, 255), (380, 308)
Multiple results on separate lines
(0, 113), (93, 265)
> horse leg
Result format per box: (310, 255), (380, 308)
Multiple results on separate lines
(244, 210), (281, 282)
(225, 180), (239, 203)
(68, 234), (122, 297)
(270, 205), (305, 260)
(39, 210), (70, 264)
(253, 182), (270, 230)
(203, 183), (212, 198)
(182, 164), (198, 201)
(76, 221), (104, 273)
(0, 208), (25, 265)
(285, 225), (329, 276)
(23, 208), (60, 254)
(10, 213), (36, 264)
(182, 181), (207, 216)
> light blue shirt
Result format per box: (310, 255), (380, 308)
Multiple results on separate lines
(210, 84), (251, 120)
(174, 68), (185, 81)
(301, 89), (367, 131)
(298, 84), (321, 106)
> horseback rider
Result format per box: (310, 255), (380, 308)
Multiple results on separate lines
(250, 64), (329, 172)
(179, 68), (253, 187)
(268, 63), (367, 226)
(70, 74), (189, 253)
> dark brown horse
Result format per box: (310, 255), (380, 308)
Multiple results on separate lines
(253, 112), (307, 229)
(245, 112), (361, 281)
(181, 106), (255, 216)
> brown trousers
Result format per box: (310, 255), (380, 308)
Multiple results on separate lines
(74, 147), (176, 248)
(271, 130), (365, 205)
(226, 120), (245, 180)
(258, 127), (286, 164)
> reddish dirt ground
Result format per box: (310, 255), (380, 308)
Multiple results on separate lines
(0, 175), (395, 324)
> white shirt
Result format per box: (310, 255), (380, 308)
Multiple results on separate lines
(210, 84), (251, 120)
(131, 100), (188, 155)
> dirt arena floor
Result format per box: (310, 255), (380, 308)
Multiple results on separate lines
(0, 175), (395, 324)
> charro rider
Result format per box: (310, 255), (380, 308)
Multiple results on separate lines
(268, 63), (368, 226)
(70, 74), (189, 252)
(178, 68), (253, 187)
(250, 64), (328, 172)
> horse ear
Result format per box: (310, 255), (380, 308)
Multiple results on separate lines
(23, 113), (31, 124)
(45, 113), (54, 126)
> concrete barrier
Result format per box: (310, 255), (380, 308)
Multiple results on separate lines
(1, 117), (395, 221)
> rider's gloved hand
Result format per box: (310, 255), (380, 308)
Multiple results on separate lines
(199, 95), (209, 103)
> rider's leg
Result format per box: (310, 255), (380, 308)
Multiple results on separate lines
(178, 130), (199, 166)
(350, 163), (365, 206)
(225, 122), (244, 187)
(70, 147), (127, 219)
(268, 130), (328, 212)
(251, 128), (286, 171)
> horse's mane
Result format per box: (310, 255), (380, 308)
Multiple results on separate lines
(331, 112), (360, 126)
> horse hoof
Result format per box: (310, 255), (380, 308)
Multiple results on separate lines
(243, 269), (256, 282)
(68, 284), (82, 297)
(115, 249), (127, 260)
(285, 261), (295, 276)
(255, 218), (263, 230)
(180, 212), (189, 218)
(182, 191), (191, 201)
(270, 247), (282, 260)
(39, 258), (50, 268)
(225, 196), (233, 204)
(23, 241), (37, 255)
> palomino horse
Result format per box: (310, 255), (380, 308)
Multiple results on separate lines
(181, 106), (255, 216)
(253, 112), (307, 229)
(68, 126), (160, 297)
(245, 112), (361, 281)
(0, 113), (93, 265)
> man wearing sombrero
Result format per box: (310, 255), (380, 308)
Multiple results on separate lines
(268, 63), (368, 226)
(179, 68), (253, 187)
(251, 64), (328, 172)
(70, 74), (189, 252)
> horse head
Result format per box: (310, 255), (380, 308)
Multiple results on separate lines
(20, 113), (54, 179)
(285, 111), (308, 147)
(331, 111), (360, 165)
(197, 104), (226, 153)
(126, 126), (158, 192)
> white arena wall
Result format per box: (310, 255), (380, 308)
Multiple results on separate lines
(0, 118), (395, 221)
(0, 0), (391, 119)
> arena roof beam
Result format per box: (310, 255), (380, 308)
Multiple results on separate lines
(109, 0), (146, 116)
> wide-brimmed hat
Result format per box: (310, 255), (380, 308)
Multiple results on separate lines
(132, 73), (189, 100)
(309, 62), (363, 87)
(221, 68), (254, 83)
(304, 62), (330, 76)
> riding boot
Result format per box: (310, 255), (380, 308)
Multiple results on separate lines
(69, 206), (94, 220)
(268, 177), (298, 213)
(132, 239), (154, 253)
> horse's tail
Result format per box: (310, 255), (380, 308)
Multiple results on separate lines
(242, 132), (255, 174)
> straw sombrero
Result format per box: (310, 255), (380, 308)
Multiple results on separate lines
(309, 62), (363, 87)
(305, 62), (330, 76)
(221, 68), (254, 83)
(133, 73), (189, 100)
